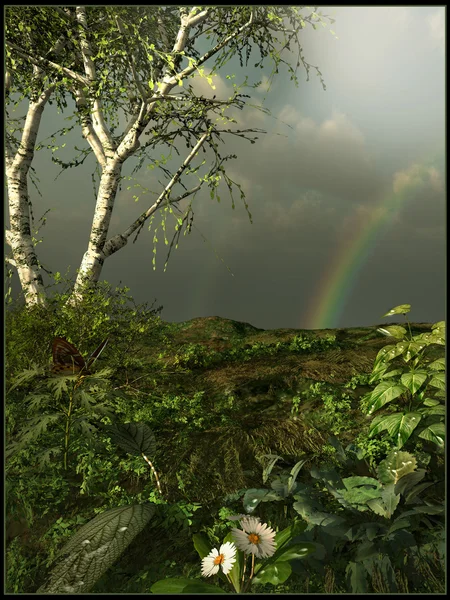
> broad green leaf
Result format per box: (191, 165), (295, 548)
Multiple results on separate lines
(427, 358), (445, 371)
(273, 542), (315, 562)
(387, 518), (410, 535)
(39, 505), (155, 594)
(400, 505), (444, 519)
(370, 412), (421, 448)
(376, 325), (406, 339)
(393, 469), (426, 496)
(404, 481), (435, 504)
(376, 555), (398, 592)
(379, 483), (400, 518)
(354, 540), (378, 562)
(428, 372), (445, 390)
(365, 381), (407, 415)
(242, 488), (281, 513)
(400, 370), (427, 394)
(377, 450), (417, 484)
(382, 304), (411, 317)
(192, 533), (211, 560)
(346, 561), (368, 592)
(373, 344), (404, 368)
(397, 341), (424, 362)
(288, 458), (308, 493)
(101, 421), (156, 458)
(252, 560), (292, 586)
(274, 521), (307, 551)
(418, 423), (445, 447)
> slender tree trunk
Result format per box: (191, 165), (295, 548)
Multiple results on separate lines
(70, 159), (123, 298)
(6, 94), (53, 306)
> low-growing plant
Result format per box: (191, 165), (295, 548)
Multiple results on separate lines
(239, 437), (444, 593)
(361, 304), (445, 452)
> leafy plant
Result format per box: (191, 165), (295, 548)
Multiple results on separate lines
(37, 422), (162, 593)
(361, 304), (445, 451)
(239, 437), (443, 593)
(151, 517), (315, 593)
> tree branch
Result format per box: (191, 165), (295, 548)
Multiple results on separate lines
(164, 9), (254, 87)
(75, 6), (115, 154)
(5, 40), (90, 87)
(104, 131), (210, 257)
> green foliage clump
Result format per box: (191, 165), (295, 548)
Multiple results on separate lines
(361, 304), (445, 452)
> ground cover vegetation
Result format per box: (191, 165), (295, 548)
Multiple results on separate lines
(5, 281), (445, 593)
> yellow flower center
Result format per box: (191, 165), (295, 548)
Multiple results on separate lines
(248, 533), (260, 545)
(213, 554), (225, 566)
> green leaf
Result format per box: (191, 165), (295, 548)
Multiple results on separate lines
(427, 358), (445, 371)
(377, 450), (417, 484)
(192, 533), (211, 560)
(101, 421), (156, 458)
(373, 344), (405, 368)
(418, 423), (445, 447)
(400, 370), (427, 394)
(151, 578), (227, 594)
(376, 325), (406, 339)
(39, 505), (155, 593)
(242, 488), (282, 513)
(365, 381), (407, 415)
(428, 372), (445, 390)
(346, 561), (368, 592)
(382, 304), (411, 317)
(273, 542), (316, 562)
(252, 561), (292, 586)
(393, 469), (426, 496)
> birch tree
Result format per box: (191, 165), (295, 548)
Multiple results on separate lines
(5, 5), (334, 307)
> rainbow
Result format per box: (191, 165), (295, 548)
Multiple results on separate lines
(303, 161), (443, 330)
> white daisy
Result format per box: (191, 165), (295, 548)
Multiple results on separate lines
(201, 541), (237, 577)
(232, 516), (277, 559)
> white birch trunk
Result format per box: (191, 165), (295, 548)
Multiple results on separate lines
(5, 91), (53, 306)
(71, 159), (123, 298)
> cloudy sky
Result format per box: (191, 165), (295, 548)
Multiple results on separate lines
(8, 6), (445, 330)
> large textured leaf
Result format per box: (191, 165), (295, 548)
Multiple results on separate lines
(346, 561), (368, 592)
(382, 304), (411, 317)
(369, 413), (421, 449)
(365, 381), (407, 415)
(101, 421), (156, 458)
(427, 358), (445, 371)
(428, 372), (445, 391)
(377, 451), (417, 484)
(372, 345), (404, 369)
(38, 504), (155, 593)
(379, 484), (400, 518)
(400, 370), (428, 395)
(151, 578), (227, 594)
(340, 477), (382, 509)
(418, 423), (445, 447)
